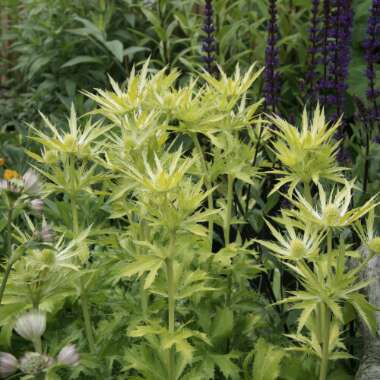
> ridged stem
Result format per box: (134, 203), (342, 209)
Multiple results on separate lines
(191, 133), (214, 250)
(0, 207), (14, 305)
(71, 196), (96, 354)
(166, 232), (176, 380)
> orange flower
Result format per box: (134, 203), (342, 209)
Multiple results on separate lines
(3, 169), (20, 181)
(0, 158), (5, 166)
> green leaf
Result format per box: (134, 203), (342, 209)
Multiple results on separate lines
(348, 293), (378, 334)
(120, 255), (164, 289)
(211, 352), (241, 380)
(211, 308), (234, 342)
(105, 40), (124, 62)
(61, 56), (102, 68)
(252, 338), (285, 380)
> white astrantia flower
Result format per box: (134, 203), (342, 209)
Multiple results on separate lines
(19, 352), (51, 375)
(0, 352), (19, 377)
(14, 310), (46, 342)
(22, 169), (42, 195)
(57, 344), (80, 367)
(0, 179), (22, 194)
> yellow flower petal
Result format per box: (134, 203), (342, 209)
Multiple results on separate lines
(3, 169), (20, 180)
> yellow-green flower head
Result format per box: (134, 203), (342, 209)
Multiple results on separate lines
(126, 149), (194, 193)
(269, 105), (345, 196)
(290, 181), (378, 229)
(255, 219), (323, 260)
(201, 64), (263, 112)
(354, 209), (380, 254)
(29, 105), (111, 159)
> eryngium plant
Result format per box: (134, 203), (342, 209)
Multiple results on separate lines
(257, 106), (379, 380)
(7, 62), (376, 380)
(84, 62), (270, 378)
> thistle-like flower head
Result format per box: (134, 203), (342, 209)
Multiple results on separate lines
(255, 218), (323, 261)
(269, 105), (345, 195)
(126, 149), (194, 194)
(354, 209), (380, 254)
(201, 64), (263, 109)
(14, 310), (46, 342)
(29, 105), (110, 160)
(289, 181), (378, 229)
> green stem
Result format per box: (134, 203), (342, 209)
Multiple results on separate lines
(5, 207), (13, 257)
(319, 229), (333, 380)
(245, 123), (264, 215)
(166, 232), (176, 380)
(0, 207), (14, 305)
(0, 258), (13, 305)
(225, 175), (234, 311)
(33, 336), (42, 354)
(224, 174), (234, 246)
(71, 197), (79, 235)
(303, 182), (312, 204)
(71, 196), (96, 354)
(191, 133), (214, 251)
(319, 302), (331, 380)
(327, 229), (333, 277)
(140, 279), (148, 320)
(80, 285), (96, 354)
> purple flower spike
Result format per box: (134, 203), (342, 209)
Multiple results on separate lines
(305, 0), (322, 103)
(316, 0), (353, 136)
(202, 0), (217, 75)
(364, 0), (380, 131)
(264, 0), (281, 113)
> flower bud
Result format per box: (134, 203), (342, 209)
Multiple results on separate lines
(19, 352), (50, 375)
(30, 199), (44, 215)
(0, 352), (18, 377)
(22, 169), (42, 195)
(368, 237), (380, 254)
(57, 344), (80, 367)
(40, 222), (54, 243)
(14, 310), (46, 342)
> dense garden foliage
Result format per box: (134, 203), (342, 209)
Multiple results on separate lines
(1, 0), (380, 379)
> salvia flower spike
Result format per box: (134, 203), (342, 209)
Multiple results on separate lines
(264, 0), (281, 112)
(305, 0), (321, 103)
(364, 0), (380, 132)
(202, 0), (217, 75)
